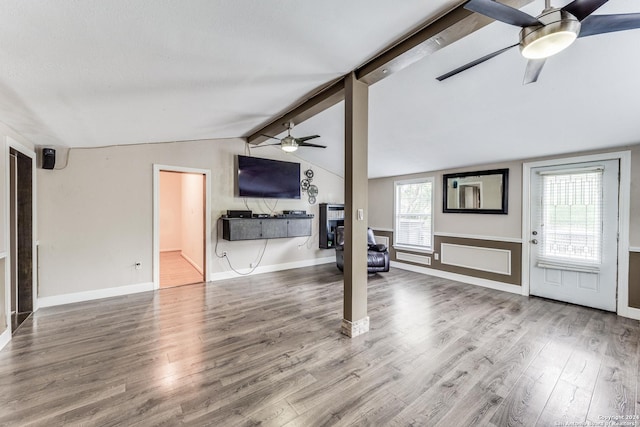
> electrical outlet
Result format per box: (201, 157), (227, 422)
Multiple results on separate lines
(135, 262), (142, 270)
(434, 253), (439, 261)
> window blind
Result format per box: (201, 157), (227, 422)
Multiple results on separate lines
(395, 180), (433, 250)
(538, 168), (603, 264)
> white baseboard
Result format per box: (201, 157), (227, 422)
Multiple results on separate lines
(391, 261), (522, 295)
(181, 252), (204, 275)
(0, 327), (10, 351)
(619, 306), (640, 321)
(38, 282), (154, 308)
(210, 257), (335, 281)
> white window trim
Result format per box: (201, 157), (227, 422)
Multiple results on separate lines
(393, 177), (435, 252)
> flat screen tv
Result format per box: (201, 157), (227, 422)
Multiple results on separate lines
(236, 155), (301, 199)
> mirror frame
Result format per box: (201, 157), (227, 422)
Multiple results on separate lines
(442, 168), (509, 214)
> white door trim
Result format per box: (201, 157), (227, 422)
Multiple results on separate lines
(5, 137), (38, 324)
(153, 164), (212, 291)
(522, 150), (632, 318)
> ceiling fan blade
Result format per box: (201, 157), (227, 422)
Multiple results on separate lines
(523, 59), (546, 85)
(579, 13), (640, 37)
(260, 134), (281, 142)
(562, 0), (609, 21)
(296, 135), (321, 143)
(436, 43), (518, 81)
(464, 0), (541, 27)
(298, 142), (327, 148)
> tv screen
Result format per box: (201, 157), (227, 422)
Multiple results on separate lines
(237, 155), (301, 199)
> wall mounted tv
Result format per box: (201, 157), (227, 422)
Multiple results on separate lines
(236, 155), (301, 199)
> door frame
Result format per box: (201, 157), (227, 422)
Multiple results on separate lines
(522, 150), (632, 318)
(153, 164), (211, 291)
(4, 137), (37, 329)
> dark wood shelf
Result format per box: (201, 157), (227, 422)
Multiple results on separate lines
(222, 217), (312, 241)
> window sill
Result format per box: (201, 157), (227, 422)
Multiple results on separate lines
(393, 245), (433, 255)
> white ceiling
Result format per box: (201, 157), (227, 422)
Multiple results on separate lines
(1, 1), (639, 178)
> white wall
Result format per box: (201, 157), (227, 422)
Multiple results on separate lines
(159, 171), (182, 251)
(36, 138), (344, 298)
(180, 172), (204, 272)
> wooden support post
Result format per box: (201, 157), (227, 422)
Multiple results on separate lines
(342, 72), (369, 338)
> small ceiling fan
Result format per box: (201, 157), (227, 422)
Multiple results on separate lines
(437, 0), (640, 84)
(257, 122), (326, 153)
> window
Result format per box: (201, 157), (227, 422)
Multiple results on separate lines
(394, 178), (434, 251)
(539, 168), (603, 264)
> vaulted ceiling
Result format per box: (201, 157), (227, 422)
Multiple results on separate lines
(1, 1), (639, 178)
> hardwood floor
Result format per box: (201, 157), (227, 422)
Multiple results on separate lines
(160, 250), (204, 288)
(0, 264), (639, 426)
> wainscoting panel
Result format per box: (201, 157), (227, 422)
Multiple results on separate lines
(371, 228), (522, 286)
(434, 236), (521, 285)
(396, 252), (431, 266)
(440, 243), (511, 275)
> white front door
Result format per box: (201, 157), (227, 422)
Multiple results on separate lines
(529, 160), (619, 311)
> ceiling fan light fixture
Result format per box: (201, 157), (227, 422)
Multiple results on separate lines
(520, 9), (580, 60)
(281, 136), (298, 152)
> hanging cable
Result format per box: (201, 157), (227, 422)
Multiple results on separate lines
(213, 217), (226, 258)
(297, 231), (318, 249)
(224, 239), (269, 276)
(214, 217), (269, 275)
(263, 199), (278, 215)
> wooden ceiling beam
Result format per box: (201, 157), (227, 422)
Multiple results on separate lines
(246, 78), (345, 145)
(246, 0), (535, 144)
(355, 0), (533, 85)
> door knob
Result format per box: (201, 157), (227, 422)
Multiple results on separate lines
(532, 231), (538, 235)
(531, 239), (538, 244)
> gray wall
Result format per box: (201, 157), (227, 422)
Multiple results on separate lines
(36, 138), (344, 298)
(369, 160), (522, 239)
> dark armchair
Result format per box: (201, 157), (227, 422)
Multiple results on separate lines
(335, 226), (390, 273)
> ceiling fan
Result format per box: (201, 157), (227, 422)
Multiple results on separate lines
(437, 0), (640, 84)
(257, 122), (326, 153)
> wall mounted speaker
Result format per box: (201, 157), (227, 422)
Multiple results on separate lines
(42, 148), (56, 169)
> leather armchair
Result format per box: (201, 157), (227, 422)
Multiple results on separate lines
(335, 226), (390, 273)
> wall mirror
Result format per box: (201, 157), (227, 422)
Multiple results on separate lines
(443, 168), (509, 214)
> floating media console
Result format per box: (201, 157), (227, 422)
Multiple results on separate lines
(222, 217), (312, 241)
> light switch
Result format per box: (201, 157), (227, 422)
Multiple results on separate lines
(357, 209), (364, 221)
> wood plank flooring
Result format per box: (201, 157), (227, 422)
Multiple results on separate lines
(160, 250), (204, 288)
(0, 264), (639, 426)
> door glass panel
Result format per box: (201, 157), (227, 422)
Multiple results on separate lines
(540, 169), (603, 264)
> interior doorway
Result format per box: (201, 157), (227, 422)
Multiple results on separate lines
(9, 148), (34, 332)
(155, 167), (210, 289)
